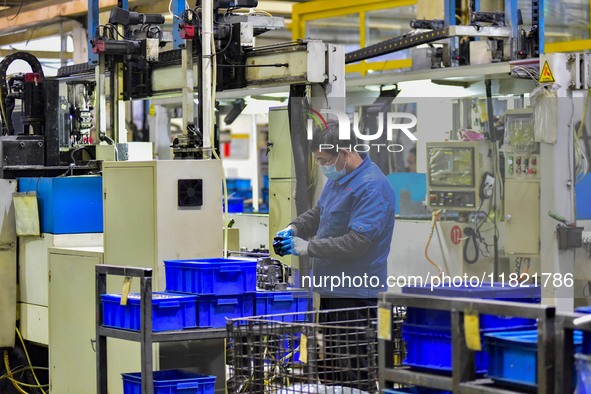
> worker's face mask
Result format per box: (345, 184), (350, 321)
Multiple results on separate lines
(321, 151), (347, 180)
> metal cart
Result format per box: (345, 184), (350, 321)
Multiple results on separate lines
(95, 265), (227, 394)
(378, 293), (556, 394)
(226, 306), (406, 394)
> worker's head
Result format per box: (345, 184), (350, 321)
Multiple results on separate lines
(310, 122), (361, 180)
(406, 147), (416, 172)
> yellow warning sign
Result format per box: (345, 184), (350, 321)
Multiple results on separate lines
(540, 61), (556, 83)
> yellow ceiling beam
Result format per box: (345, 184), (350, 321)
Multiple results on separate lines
(0, 49), (72, 59)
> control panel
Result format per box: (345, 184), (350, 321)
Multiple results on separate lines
(505, 154), (540, 179)
(428, 191), (476, 209)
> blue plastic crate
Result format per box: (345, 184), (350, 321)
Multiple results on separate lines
(227, 197), (244, 213)
(122, 370), (215, 394)
(402, 324), (490, 374)
(383, 388), (451, 394)
(18, 176), (103, 234)
(101, 292), (197, 332)
(254, 290), (310, 322)
(164, 258), (257, 295)
(484, 330), (583, 388)
(575, 353), (591, 393)
(196, 293), (254, 328)
(404, 284), (540, 331)
(575, 306), (591, 354)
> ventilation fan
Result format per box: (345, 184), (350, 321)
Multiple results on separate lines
(178, 179), (203, 207)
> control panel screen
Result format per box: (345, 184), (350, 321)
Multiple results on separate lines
(428, 146), (475, 188)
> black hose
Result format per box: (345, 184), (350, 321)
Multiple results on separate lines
(287, 84), (311, 277)
(463, 227), (479, 264)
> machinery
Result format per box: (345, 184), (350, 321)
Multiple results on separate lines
(0, 53), (101, 178)
(426, 141), (494, 211)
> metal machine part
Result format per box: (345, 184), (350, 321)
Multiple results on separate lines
(256, 257), (292, 290)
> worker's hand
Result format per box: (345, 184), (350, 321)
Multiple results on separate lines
(280, 237), (309, 256)
(275, 225), (293, 240)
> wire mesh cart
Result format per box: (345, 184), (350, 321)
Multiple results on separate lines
(226, 306), (405, 394)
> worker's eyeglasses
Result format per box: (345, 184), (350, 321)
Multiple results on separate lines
(314, 154), (337, 167)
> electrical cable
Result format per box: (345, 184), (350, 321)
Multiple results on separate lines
(424, 209), (443, 276)
(575, 89), (591, 183)
(16, 328), (46, 394)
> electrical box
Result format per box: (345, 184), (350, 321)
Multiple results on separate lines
(505, 180), (540, 255)
(102, 160), (224, 289)
(0, 179), (17, 348)
(268, 107), (294, 179)
(426, 141), (493, 211)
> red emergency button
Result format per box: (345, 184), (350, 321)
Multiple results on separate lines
(531, 157), (537, 165)
(529, 168), (535, 174)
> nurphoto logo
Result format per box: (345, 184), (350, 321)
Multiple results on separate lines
(306, 108), (418, 153)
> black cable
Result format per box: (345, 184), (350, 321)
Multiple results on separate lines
(463, 227), (479, 264)
(7, 0), (23, 21)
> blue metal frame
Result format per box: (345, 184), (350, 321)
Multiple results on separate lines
(88, 0), (99, 64)
(444, 0), (456, 26)
(173, 0), (185, 49)
(537, 0), (544, 55)
(505, 0), (519, 56)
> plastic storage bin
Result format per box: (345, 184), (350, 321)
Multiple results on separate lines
(575, 353), (591, 394)
(122, 370), (215, 394)
(196, 293), (254, 328)
(484, 330), (583, 388)
(101, 292), (197, 332)
(18, 176), (103, 234)
(403, 284), (540, 331)
(254, 290), (310, 321)
(164, 258), (257, 295)
(403, 324), (493, 374)
(576, 306), (591, 354)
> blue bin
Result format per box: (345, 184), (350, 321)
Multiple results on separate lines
(196, 293), (254, 328)
(575, 306), (591, 354)
(122, 370), (215, 394)
(403, 324), (494, 374)
(101, 292), (197, 332)
(18, 176), (103, 234)
(403, 284), (540, 331)
(383, 388), (451, 394)
(227, 197), (244, 213)
(254, 290), (310, 321)
(485, 330), (583, 388)
(575, 353), (591, 393)
(164, 258), (257, 296)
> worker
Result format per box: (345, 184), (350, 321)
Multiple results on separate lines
(275, 123), (396, 389)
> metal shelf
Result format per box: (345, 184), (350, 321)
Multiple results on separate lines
(95, 265), (227, 394)
(378, 293), (556, 394)
(97, 326), (228, 342)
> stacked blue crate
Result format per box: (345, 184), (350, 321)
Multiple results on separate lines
(164, 258), (257, 328)
(122, 370), (216, 394)
(225, 178), (253, 213)
(401, 284), (541, 374)
(484, 330), (582, 389)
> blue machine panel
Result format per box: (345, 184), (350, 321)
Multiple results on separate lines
(18, 176), (103, 234)
(577, 174), (591, 220)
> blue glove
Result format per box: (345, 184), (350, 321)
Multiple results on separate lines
(280, 236), (309, 256)
(275, 225), (293, 240)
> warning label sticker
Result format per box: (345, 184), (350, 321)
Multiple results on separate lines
(540, 61), (556, 83)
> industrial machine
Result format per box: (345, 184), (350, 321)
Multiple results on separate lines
(426, 141), (494, 211)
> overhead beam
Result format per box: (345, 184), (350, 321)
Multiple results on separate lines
(0, 49), (73, 59)
(0, 20), (80, 46)
(0, 0), (132, 35)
